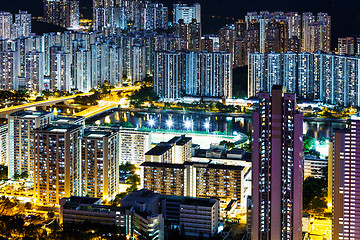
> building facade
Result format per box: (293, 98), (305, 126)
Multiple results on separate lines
(34, 124), (82, 206)
(8, 110), (54, 180)
(251, 86), (303, 240)
(81, 129), (119, 200)
(330, 116), (360, 239)
(248, 52), (360, 107)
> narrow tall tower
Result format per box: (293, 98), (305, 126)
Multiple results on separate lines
(251, 85), (303, 240)
(331, 116), (360, 239)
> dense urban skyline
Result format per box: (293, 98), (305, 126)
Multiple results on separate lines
(0, 0), (356, 239)
(1, 0), (360, 48)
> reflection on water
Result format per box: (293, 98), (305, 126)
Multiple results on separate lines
(89, 110), (347, 138)
(303, 121), (347, 139)
(90, 110), (251, 136)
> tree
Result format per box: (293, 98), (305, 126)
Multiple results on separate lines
(220, 140), (236, 150)
(119, 162), (136, 175)
(125, 174), (140, 185)
(47, 211), (55, 219)
(111, 192), (127, 206)
(24, 202), (32, 210)
(0, 165), (7, 179)
(20, 171), (29, 180)
(128, 86), (159, 107)
(303, 177), (327, 214)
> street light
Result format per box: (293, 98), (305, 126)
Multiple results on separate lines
(166, 118), (173, 129)
(204, 121), (210, 131)
(148, 118), (155, 128)
(184, 119), (192, 131)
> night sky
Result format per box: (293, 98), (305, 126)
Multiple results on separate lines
(1, 0), (359, 49)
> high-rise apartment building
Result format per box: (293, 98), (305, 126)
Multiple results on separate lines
(44, 0), (79, 29)
(201, 35), (220, 52)
(13, 11), (32, 39)
(0, 124), (7, 165)
(173, 3), (201, 25)
(154, 51), (182, 100)
(118, 128), (151, 164)
(34, 124), (82, 206)
(251, 86), (303, 240)
(8, 110), (54, 180)
(0, 50), (19, 90)
(248, 52), (360, 107)
(25, 51), (44, 93)
(338, 37), (355, 55)
(154, 50), (232, 100)
(188, 19), (201, 51)
(74, 48), (92, 92)
(81, 128), (119, 200)
(330, 116), (360, 239)
(0, 12), (13, 40)
(219, 25), (235, 55)
(302, 12), (331, 52)
(50, 47), (71, 92)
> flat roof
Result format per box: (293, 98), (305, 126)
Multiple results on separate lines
(168, 135), (192, 146)
(141, 162), (185, 169)
(10, 110), (51, 118)
(120, 189), (160, 205)
(227, 148), (245, 154)
(68, 196), (100, 205)
(36, 124), (81, 133)
(181, 197), (217, 207)
(83, 130), (112, 138)
(145, 144), (172, 156)
(184, 161), (245, 170)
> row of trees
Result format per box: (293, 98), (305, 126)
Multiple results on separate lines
(111, 163), (140, 206)
(303, 171), (328, 214)
(0, 165), (7, 180)
(0, 216), (124, 240)
(73, 85), (113, 106)
(0, 91), (29, 102)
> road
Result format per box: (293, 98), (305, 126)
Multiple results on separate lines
(0, 86), (140, 116)
(75, 101), (119, 118)
(309, 218), (331, 240)
(0, 92), (94, 116)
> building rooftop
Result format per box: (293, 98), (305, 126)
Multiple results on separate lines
(83, 130), (112, 138)
(120, 189), (161, 212)
(52, 115), (84, 124)
(145, 144), (172, 156)
(227, 148), (245, 155)
(168, 135), (192, 146)
(10, 110), (52, 118)
(67, 196), (101, 205)
(181, 197), (218, 208)
(36, 124), (81, 133)
(141, 162), (185, 169)
(183, 161), (244, 170)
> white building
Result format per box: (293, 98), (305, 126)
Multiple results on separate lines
(13, 11), (31, 39)
(0, 124), (7, 165)
(173, 3), (201, 25)
(8, 111), (54, 180)
(0, 12), (12, 40)
(304, 157), (327, 179)
(119, 128), (151, 165)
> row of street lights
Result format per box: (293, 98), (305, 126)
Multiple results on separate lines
(147, 117), (211, 131)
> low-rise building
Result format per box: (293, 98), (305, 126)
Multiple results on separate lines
(120, 189), (164, 240)
(304, 156), (327, 179)
(179, 197), (219, 238)
(60, 196), (130, 232)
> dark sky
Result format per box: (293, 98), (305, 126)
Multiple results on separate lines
(1, 0), (359, 48)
